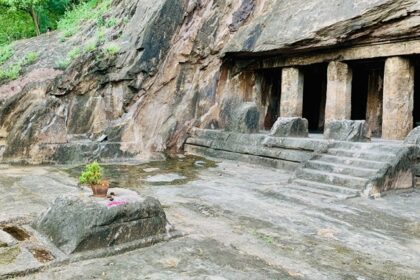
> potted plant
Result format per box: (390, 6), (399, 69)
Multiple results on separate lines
(79, 161), (109, 197)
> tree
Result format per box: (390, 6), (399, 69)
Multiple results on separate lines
(0, 0), (49, 36)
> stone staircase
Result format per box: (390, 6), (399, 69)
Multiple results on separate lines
(290, 141), (414, 199)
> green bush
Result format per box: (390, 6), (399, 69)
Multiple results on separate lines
(0, 9), (35, 45)
(79, 161), (103, 186)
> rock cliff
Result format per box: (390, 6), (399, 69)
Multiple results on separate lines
(0, 0), (419, 164)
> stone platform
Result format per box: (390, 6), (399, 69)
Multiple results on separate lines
(185, 128), (418, 198)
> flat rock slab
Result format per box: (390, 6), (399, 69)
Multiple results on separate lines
(33, 188), (169, 255)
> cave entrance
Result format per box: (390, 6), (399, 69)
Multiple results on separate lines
(413, 57), (420, 128)
(259, 69), (282, 130)
(350, 59), (384, 137)
(302, 63), (327, 133)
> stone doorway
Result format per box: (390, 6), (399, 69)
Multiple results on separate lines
(302, 63), (327, 133)
(258, 69), (282, 130)
(350, 60), (384, 137)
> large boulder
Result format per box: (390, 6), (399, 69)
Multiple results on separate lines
(324, 120), (370, 142)
(32, 188), (169, 254)
(221, 99), (260, 133)
(269, 117), (308, 138)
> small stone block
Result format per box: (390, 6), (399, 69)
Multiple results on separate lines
(269, 117), (308, 137)
(324, 120), (370, 142)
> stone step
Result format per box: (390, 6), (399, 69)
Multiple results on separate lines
(305, 160), (377, 178)
(289, 184), (357, 200)
(295, 168), (368, 189)
(292, 179), (360, 197)
(332, 142), (403, 154)
(273, 187), (344, 204)
(316, 154), (387, 170)
(327, 148), (396, 162)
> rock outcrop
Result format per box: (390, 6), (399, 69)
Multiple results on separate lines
(0, 0), (419, 163)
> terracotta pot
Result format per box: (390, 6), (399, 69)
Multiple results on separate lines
(91, 180), (109, 197)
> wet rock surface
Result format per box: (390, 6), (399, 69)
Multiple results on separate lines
(0, 159), (419, 279)
(33, 189), (168, 254)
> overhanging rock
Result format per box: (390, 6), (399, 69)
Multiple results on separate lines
(33, 188), (171, 255)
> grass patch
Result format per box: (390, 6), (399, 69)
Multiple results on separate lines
(23, 52), (38, 65)
(84, 41), (97, 53)
(0, 45), (14, 65)
(54, 46), (85, 70)
(103, 43), (120, 56)
(57, 0), (113, 39)
(0, 63), (22, 81)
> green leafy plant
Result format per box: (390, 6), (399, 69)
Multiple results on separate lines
(79, 161), (103, 186)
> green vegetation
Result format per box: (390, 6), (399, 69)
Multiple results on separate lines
(79, 161), (103, 186)
(0, 0), (113, 45)
(54, 46), (82, 70)
(0, 45), (13, 65)
(84, 41), (97, 53)
(103, 43), (120, 56)
(0, 63), (21, 81)
(57, 0), (112, 39)
(0, 9), (35, 45)
(23, 51), (38, 65)
(0, 50), (38, 82)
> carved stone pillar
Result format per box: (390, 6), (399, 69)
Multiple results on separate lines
(382, 57), (414, 140)
(325, 61), (352, 123)
(280, 67), (304, 117)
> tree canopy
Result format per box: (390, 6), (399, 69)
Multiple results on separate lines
(0, 0), (83, 44)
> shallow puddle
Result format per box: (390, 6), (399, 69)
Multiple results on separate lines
(2, 226), (30, 242)
(63, 155), (216, 188)
(29, 248), (54, 263)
